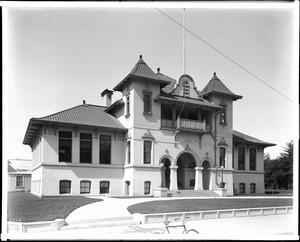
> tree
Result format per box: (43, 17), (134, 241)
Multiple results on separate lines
(264, 141), (293, 190)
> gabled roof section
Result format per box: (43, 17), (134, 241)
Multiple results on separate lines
(23, 103), (127, 147)
(156, 69), (177, 94)
(233, 130), (276, 147)
(201, 72), (242, 101)
(113, 55), (171, 92)
(8, 159), (32, 173)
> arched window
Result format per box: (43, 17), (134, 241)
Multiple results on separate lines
(183, 81), (190, 97)
(100, 180), (110, 194)
(144, 181), (151, 195)
(80, 180), (91, 194)
(59, 180), (71, 194)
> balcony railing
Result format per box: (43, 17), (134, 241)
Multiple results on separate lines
(161, 118), (211, 133)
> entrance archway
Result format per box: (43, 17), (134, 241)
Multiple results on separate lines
(177, 153), (196, 190)
(161, 158), (171, 189)
(202, 160), (211, 190)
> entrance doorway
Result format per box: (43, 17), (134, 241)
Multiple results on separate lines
(177, 153), (196, 190)
(161, 158), (171, 189)
(202, 160), (211, 190)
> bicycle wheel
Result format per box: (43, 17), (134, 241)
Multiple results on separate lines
(185, 229), (199, 234)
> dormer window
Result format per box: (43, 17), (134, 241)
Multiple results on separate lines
(183, 81), (190, 97)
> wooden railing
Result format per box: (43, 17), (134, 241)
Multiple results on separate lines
(161, 118), (211, 132)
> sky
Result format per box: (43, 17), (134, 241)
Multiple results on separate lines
(3, 2), (299, 162)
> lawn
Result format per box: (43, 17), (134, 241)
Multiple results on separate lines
(7, 192), (102, 222)
(127, 198), (293, 214)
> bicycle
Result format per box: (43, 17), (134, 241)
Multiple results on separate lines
(161, 217), (199, 234)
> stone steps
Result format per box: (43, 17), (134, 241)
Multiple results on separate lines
(167, 190), (219, 197)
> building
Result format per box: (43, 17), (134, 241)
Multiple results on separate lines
(7, 159), (32, 192)
(23, 55), (275, 197)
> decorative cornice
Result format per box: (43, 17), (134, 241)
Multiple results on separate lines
(142, 129), (155, 140)
(218, 137), (228, 146)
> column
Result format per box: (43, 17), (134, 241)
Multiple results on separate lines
(194, 167), (203, 190)
(161, 167), (166, 188)
(169, 166), (178, 190)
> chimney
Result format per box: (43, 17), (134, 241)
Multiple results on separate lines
(101, 89), (113, 107)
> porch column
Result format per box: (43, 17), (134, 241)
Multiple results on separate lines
(194, 167), (203, 190)
(169, 165), (178, 190)
(161, 167), (166, 188)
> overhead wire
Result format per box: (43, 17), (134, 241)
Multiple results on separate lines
(155, 8), (294, 103)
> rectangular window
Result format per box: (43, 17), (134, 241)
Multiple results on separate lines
(249, 148), (256, 170)
(219, 147), (226, 167)
(16, 176), (24, 187)
(80, 180), (91, 194)
(59, 180), (71, 194)
(161, 104), (175, 129)
(144, 141), (152, 164)
(144, 181), (151, 195)
(143, 93), (152, 114)
(238, 147), (245, 170)
(250, 183), (256, 193)
(59, 131), (72, 162)
(126, 95), (130, 116)
(239, 183), (245, 194)
(80, 133), (92, 163)
(127, 141), (131, 164)
(100, 181), (110, 194)
(100, 135), (111, 164)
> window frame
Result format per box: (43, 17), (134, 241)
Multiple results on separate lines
(238, 147), (245, 170)
(59, 131), (72, 163)
(125, 93), (130, 117)
(143, 140), (152, 164)
(250, 183), (256, 193)
(127, 140), (131, 164)
(59, 180), (71, 194)
(249, 148), (257, 171)
(100, 134), (112, 164)
(100, 180), (110, 194)
(219, 147), (226, 168)
(80, 133), (93, 164)
(80, 180), (91, 194)
(144, 181), (151, 195)
(239, 183), (245, 194)
(16, 176), (24, 188)
(143, 91), (152, 115)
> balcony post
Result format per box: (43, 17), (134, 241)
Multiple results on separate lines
(172, 105), (176, 128)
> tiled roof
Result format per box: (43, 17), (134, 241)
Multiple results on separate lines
(201, 73), (242, 101)
(154, 92), (222, 109)
(113, 55), (170, 91)
(105, 99), (124, 113)
(23, 103), (127, 147)
(233, 130), (276, 147)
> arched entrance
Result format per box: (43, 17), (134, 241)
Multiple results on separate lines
(202, 160), (211, 190)
(161, 158), (171, 189)
(177, 153), (196, 190)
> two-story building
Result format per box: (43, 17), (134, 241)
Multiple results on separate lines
(23, 55), (275, 197)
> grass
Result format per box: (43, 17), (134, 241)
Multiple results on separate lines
(127, 198), (293, 215)
(7, 192), (102, 222)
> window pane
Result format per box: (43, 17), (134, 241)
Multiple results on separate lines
(100, 181), (110, 194)
(219, 147), (226, 167)
(100, 135), (111, 164)
(16, 176), (24, 187)
(250, 148), (256, 170)
(144, 181), (151, 195)
(80, 133), (92, 163)
(59, 131), (72, 162)
(144, 141), (152, 164)
(238, 147), (245, 170)
(80, 181), (91, 194)
(60, 180), (71, 194)
(144, 94), (151, 113)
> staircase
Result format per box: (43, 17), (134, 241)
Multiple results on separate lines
(167, 189), (219, 197)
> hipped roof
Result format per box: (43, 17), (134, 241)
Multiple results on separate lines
(233, 130), (276, 147)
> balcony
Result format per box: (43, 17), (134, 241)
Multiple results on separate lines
(161, 118), (211, 133)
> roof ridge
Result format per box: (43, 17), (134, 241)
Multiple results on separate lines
(32, 103), (106, 120)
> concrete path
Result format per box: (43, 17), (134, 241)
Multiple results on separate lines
(7, 214), (298, 240)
